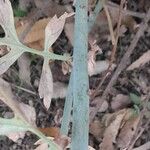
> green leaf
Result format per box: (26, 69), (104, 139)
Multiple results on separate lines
(0, 117), (59, 150)
(0, 117), (28, 135)
(14, 8), (27, 17)
(129, 93), (141, 106)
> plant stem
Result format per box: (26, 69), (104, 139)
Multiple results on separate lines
(0, 38), (70, 61)
(71, 0), (89, 149)
(88, 0), (103, 31)
(60, 72), (73, 135)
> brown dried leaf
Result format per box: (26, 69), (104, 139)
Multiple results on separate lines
(100, 109), (127, 150)
(111, 94), (131, 111)
(117, 115), (140, 149)
(88, 39), (102, 76)
(38, 59), (53, 109)
(127, 50), (150, 70)
(89, 119), (105, 141)
(16, 18), (50, 44)
(39, 127), (60, 138)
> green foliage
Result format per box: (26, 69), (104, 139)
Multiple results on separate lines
(129, 93), (141, 106)
(14, 8), (27, 17)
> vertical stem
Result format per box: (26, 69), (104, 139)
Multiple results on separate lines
(60, 72), (73, 135)
(61, 0), (103, 136)
(71, 0), (89, 150)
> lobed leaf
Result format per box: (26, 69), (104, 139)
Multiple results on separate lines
(0, 0), (18, 40)
(38, 58), (53, 110)
(44, 13), (73, 51)
(0, 48), (23, 75)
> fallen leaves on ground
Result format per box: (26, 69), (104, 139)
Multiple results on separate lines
(111, 94), (131, 111)
(90, 108), (140, 150)
(127, 50), (150, 70)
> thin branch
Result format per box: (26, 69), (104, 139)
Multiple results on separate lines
(107, 1), (145, 19)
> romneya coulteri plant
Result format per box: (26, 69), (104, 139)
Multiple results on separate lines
(0, 0), (103, 149)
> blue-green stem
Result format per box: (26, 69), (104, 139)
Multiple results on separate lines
(60, 72), (73, 135)
(60, 0), (103, 137)
(88, 0), (103, 31)
(71, 0), (89, 149)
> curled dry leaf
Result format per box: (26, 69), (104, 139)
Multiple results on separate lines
(100, 109), (127, 150)
(38, 59), (53, 110)
(127, 50), (150, 70)
(88, 40), (102, 76)
(117, 115), (140, 149)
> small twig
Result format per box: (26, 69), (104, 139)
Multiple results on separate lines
(103, 3), (116, 45)
(110, 0), (126, 65)
(91, 0), (125, 99)
(90, 7), (150, 122)
(107, 1), (145, 19)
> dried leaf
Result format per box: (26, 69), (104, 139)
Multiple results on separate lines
(111, 94), (131, 111)
(61, 60), (72, 75)
(117, 116), (140, 149)
(16, 18), (50, 44)
(88, 40), (102, 76)
(34, 137), (57, 150)
(89, 119), (105, 141)
(100, 109), (127, 150)
(38, 59), (53, 109)
(39, 127), (60, 138)
(127, 50), (150, 70)
(18, 53), (31, 86)
(44, 13), (73, 51)
(88, 146), (96, 150)
(7, 132), (25, 142)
